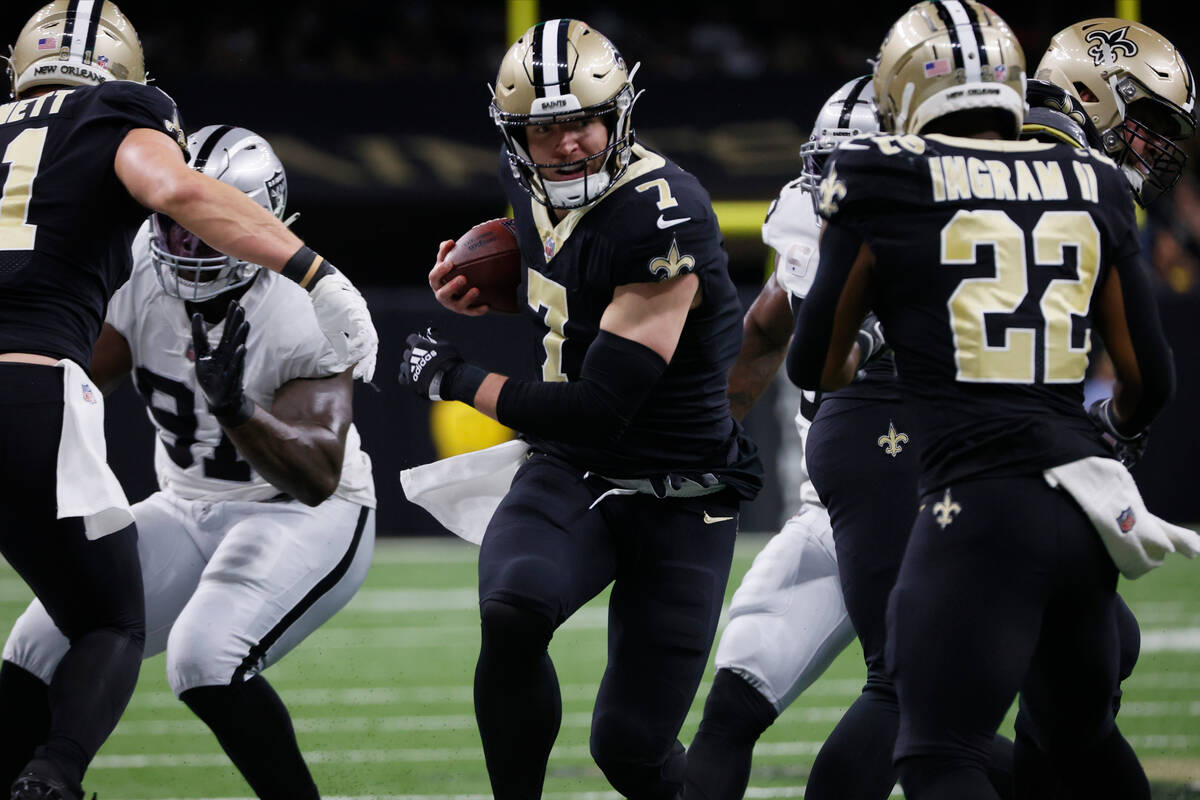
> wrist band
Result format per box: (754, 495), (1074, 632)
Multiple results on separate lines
(282, 245), (335, 291)
(439, 363), (488, 404)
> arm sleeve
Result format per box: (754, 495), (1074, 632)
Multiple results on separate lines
(1111, 250), (1175, 433)
(785, 221), (864, 389)
(495, 330), (668, 444)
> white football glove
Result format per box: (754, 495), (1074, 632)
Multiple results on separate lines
(309, 269), (378, 382)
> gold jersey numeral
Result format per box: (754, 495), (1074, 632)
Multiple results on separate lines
(526, 268), (570, 382)
(942, 209), (1102, 383)
(0, 127), (48, 252)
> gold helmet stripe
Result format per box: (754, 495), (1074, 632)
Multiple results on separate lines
(934, 0), (984, 83)
(60, 0), (81, 58)
(65, 0), (98, 65)
(81, 0), (107, 65)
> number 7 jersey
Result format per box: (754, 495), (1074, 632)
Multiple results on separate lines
(818, 132), (1140, 491)
(106, 224), (376, 506)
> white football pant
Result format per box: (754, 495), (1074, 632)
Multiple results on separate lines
(714, 502), (855, 712)
(4, 491), (374, 695)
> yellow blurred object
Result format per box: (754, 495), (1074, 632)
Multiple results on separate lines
(430, 401), (514, 459)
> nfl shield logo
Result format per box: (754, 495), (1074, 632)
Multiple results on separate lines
(81, 383), (96, 404)
(97, 54), (110, 70)
(544, 236), (556, 260)
(993, 64), (1008, 81)
(1117, 507), (1136, 533)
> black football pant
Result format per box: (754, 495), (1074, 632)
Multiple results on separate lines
(475, 453), (739, 799)
(889, 476), (1148, 800)
(0, 364), (145, 795)
(805, 397), (1014, 799)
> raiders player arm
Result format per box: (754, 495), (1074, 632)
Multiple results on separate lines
(223, 371), (354, 507)
(89, 323), (133, 396)
(1091, 253), (1176, 435)
(727, 268), (794, 421)
(787, 222), (876, 391)
(423, 273), (699, 444)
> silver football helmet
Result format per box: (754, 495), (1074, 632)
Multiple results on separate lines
(150, 125), (290, 301)
(799, 75), (878, 209)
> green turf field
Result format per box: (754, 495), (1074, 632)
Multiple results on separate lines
(1, 533), (1197, 799)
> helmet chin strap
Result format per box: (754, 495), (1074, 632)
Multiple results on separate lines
(544, 171), (612, 209)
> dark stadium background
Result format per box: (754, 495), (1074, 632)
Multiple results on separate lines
(4, 1), (1197, 534)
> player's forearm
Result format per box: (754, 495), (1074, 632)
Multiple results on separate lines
(158, 174), (304, 271)
(224, 411), (343, 506)
(728, 344), (788, 422)
(728, 277), (795, 420)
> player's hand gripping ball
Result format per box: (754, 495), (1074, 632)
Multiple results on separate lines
(441, 218), (522, 313)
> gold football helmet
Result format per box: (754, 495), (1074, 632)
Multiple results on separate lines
(490, 19), (637, 209)
(874, 0), (1026, 137)
(1037, 19), (1197, 205)
(7, 0), (145, 99)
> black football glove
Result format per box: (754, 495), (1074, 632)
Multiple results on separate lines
(1087, 397), (1149, 468)
(401, 328), (463, 401)
(855, 312), (891, 368)
(192, 301), (255, 427)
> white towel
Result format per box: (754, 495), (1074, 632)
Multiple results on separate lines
(400, 440), (529, 545)
(1044, 456), (1200, 579)
(54, 359), (134, 539)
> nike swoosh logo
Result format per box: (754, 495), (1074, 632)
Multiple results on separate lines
(657, 215), (691, 229)
(703, 512), (735, 524)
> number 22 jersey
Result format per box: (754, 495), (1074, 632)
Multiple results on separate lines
(819, 133), (1141, 491)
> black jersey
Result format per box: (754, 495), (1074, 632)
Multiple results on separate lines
(819, 132), (1139, 491)
(500, 143), (762, 498)
(0, 81), (186, 368)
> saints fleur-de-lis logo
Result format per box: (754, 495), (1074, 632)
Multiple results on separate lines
(1085, 27), (1138, 67)
(933, 488), (962, 529)
(648, 236), (696, 280)
(876, 422), (909, 457)
(1044, 93), (1089, 128)
(817, 165), (847, 218)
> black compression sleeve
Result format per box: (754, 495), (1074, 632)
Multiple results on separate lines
(495, 331), (668, 444)
(786, 221), (863, 389)
(1111, 251), (1175, 434)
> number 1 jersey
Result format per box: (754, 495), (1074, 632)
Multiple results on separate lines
(0, 82), (186, 366)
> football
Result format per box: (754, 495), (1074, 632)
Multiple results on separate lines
(443, 218), (522, 313)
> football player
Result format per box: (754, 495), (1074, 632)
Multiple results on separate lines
(399, 19), (762, 798)
(1015, 19), (1195, 796)
(684, 77), (869, 800)
(686, 77), (1014, 800)
(788, 2), (1174, 798)
(0, 125), (376, 800)
(0, 3), (375, 798)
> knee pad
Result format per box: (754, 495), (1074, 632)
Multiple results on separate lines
(166, 621), (242, 696)
(478, 598), (554, 660)
(591, 722), (684, 800)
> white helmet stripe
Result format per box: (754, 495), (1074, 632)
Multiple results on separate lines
(68, 0), (96, 64)
(541, 19), (564, 98)
(942, 1), (983, 83)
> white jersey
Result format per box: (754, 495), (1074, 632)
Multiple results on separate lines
(764, 178), (825, 507)
(762, 179), (822, 301)
(107, 223), (375, 507)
